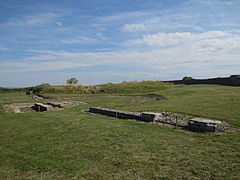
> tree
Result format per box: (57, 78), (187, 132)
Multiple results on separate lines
(182, 76), (193, 81)
(66, 77), (78, 84)
(230, 75), (240, 78)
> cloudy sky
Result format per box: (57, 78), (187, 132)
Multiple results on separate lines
(0, 0), (240, 87)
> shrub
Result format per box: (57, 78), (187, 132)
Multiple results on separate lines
(66, 78), (78, 84)
(182, 76), (193, 81)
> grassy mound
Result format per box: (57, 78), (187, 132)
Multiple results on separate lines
(99, 80), (172, 94)
(30, 83), (104, 95)
(30, 81), (173, 97)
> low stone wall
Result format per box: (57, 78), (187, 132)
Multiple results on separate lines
(32, 101), (86, 112)
(89, 107), (141, 120)
(89, 107), (192, 126)
(88, 107), (224, 132)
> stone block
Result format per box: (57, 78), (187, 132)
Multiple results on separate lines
(141, 112), (162, 122)
(32, 103), (53, 112)
(188, 118), (221, 132)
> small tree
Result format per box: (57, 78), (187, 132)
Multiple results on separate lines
(182, 76), (193, 81)
(66, 77), (78, 84)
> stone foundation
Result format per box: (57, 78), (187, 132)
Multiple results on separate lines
(32, 103), (54, 112)
(4, 103), (35, 113)
(89, 107), (141, 120)
(4, 101), (86, 113)
(88, 107), (224, 132)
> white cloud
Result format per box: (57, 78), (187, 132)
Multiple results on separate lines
(112, 2), (240, 34)
(0, 13), (59, 27)
(23, 55), (56, 61)
(121, 23), (147, 32)
(60, 33), (107, 44)
(61, 36), (97, 44)
(186, 0), (239, 6)
(0, 46), (9, 51)
(96, 32), (108, 41)
(125, 31), (230, 47)
(118, 12), (212, 34)
(56, 22), (63, 26)
(187, 0), (214, 6)
(0, 61), (89, 74)
(98, 11), (151, 22)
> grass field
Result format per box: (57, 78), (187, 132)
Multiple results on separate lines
(0, 82), (240, 179)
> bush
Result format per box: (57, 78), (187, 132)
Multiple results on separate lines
(66, 78), (78, 84)
(182, 76), (193, 81)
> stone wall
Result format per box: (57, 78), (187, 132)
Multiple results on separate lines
(88, 107), (224, 132)
(89, 107), (142, 120)
(89, 107), (192, 127)
(89, 107), (192, 126)
(155, 112), (193, 127)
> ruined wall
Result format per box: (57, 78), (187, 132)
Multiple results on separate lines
(188, 118), (220, 132)
(89, 107), (142, 120)
(88, 107), (192, 126)
(88, 107), (224, 132)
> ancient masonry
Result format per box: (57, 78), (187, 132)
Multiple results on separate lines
(31, 101), (87, 112)
(88, 107), (224, 133)
(4, 101), (86, 113)
(4, 103), (35, 113)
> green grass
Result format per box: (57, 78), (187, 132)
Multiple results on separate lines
(0, 82), (240, 179)
(31, 81), (172, 96)
(0, 92), (35, 113)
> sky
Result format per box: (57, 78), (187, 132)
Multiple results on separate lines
(0, 0), (240, 87)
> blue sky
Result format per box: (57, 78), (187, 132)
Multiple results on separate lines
(0, 0), (240, 87)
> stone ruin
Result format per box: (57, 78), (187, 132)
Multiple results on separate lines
(31, 101), (85, 112)
(188, 118), (222, 132)
(4, 101), (86, 113)
(32, 103), (54, 112)
(88, 107), (227, 133)
(3, 102), (228, 132)
(4, 103), (35, 113)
